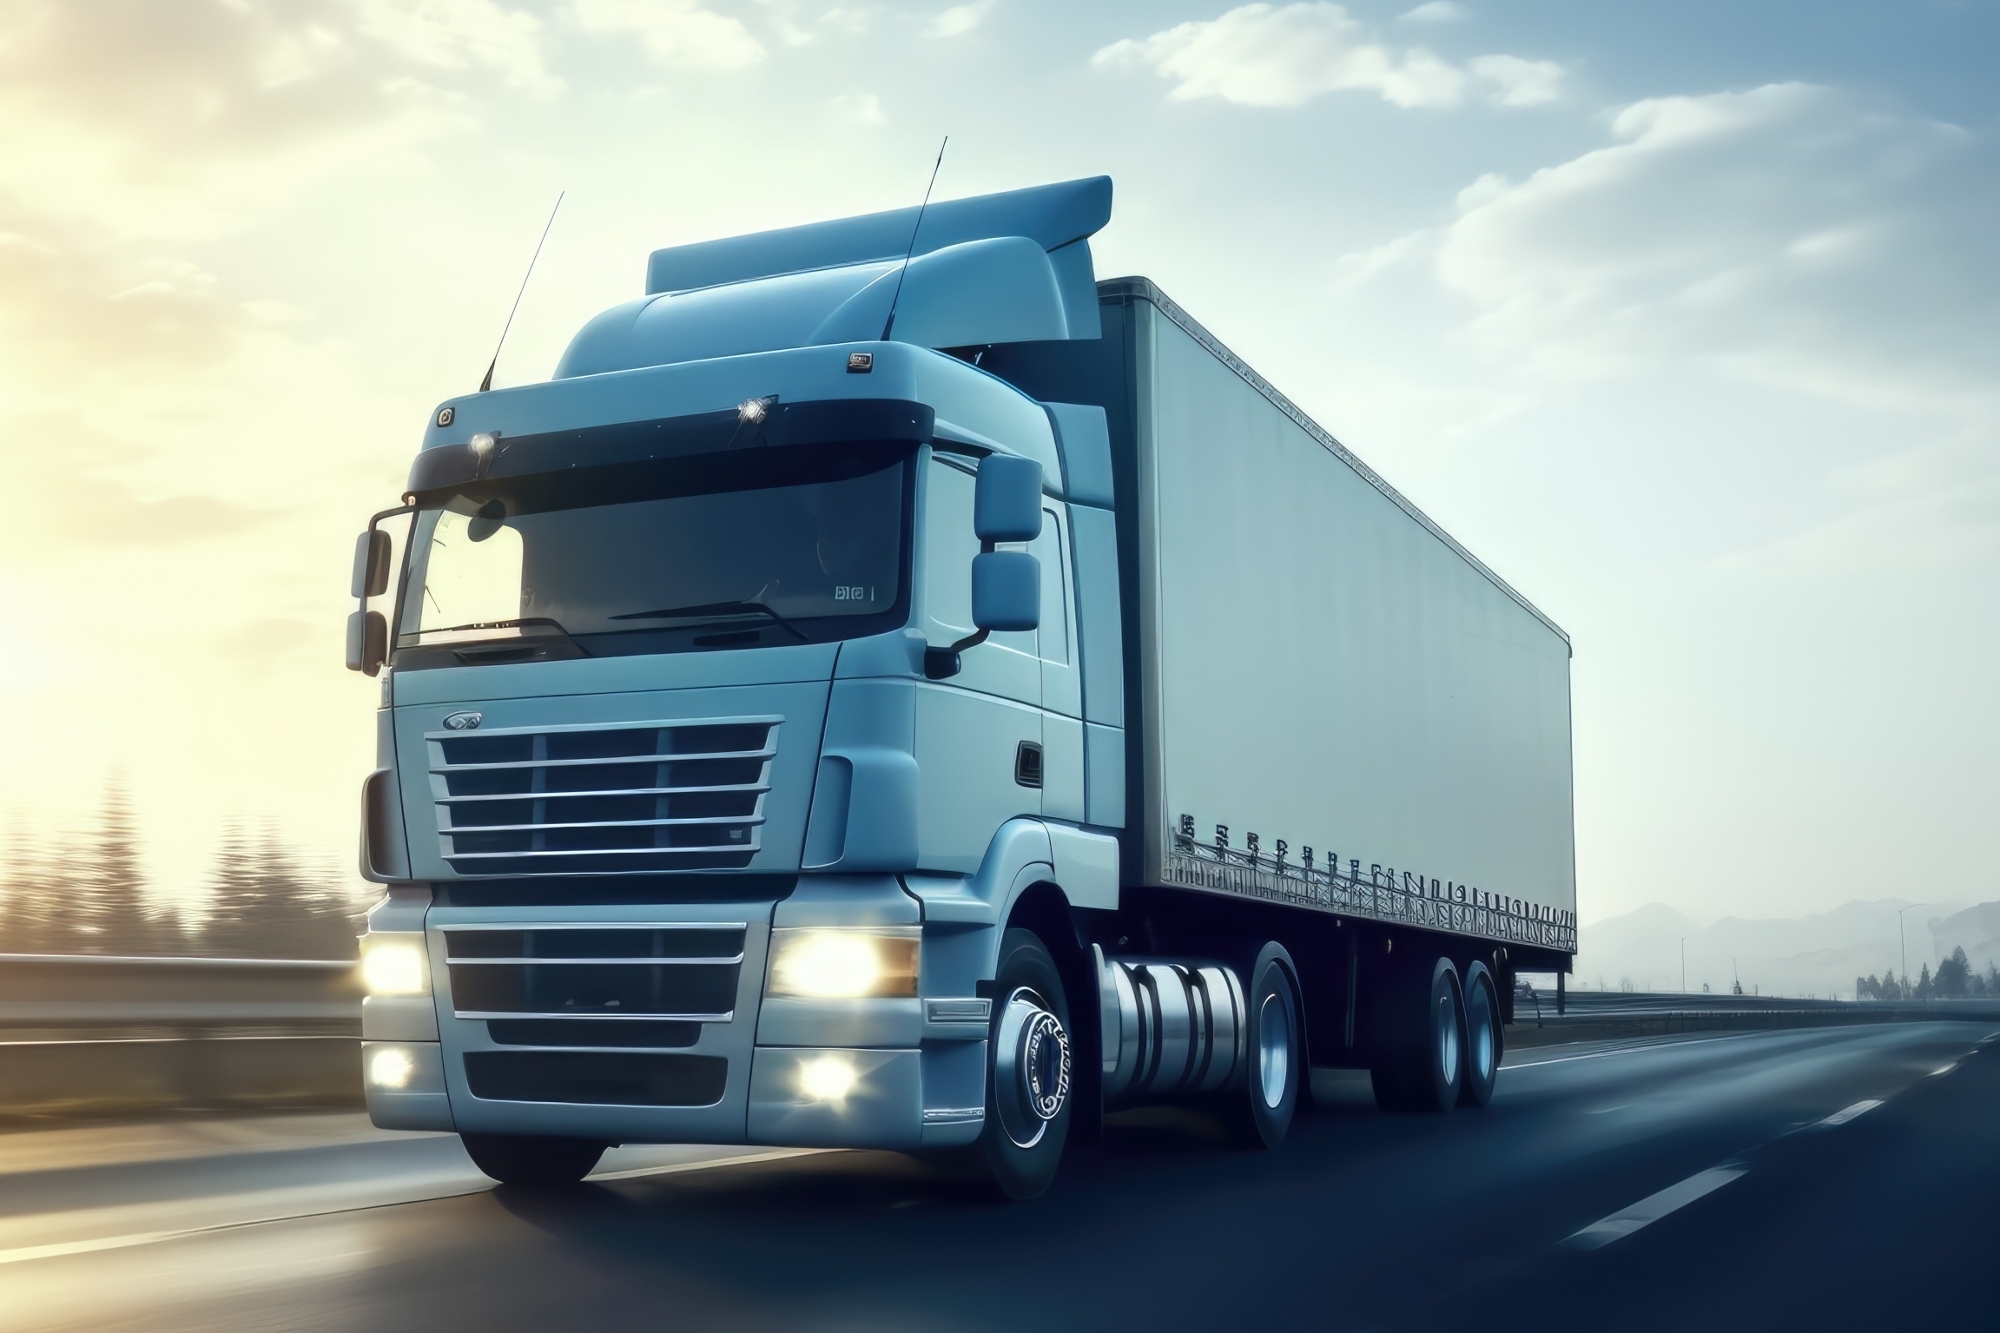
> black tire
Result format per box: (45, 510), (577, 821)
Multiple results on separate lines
(971, 929), (1073, 1201)
(460, 1133), (605, 1186)
(1459, 962), (1501, 1108)
(1223, 945), (1302, 1149)
(1370, 956), (1465, 1113)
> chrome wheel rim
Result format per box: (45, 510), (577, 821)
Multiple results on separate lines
(994, 986), (1070, 1149)
(1437, 994), (1460, 1086)
(1258, 990), (1291, 1109)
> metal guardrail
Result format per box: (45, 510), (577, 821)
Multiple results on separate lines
(1510, 984), (2000, 1026)
(0, 953), (361, 1034)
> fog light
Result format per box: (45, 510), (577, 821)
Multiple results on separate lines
(799, 1055), (857, 1102)
(361, 935), (429, 996)
(767, 929), (919, 999)
(368, 1046), (416, 1090)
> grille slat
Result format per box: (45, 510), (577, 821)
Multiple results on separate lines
(427, 718), (777, 875)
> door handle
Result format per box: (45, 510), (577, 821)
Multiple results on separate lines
(1015, 741), (1043, 789)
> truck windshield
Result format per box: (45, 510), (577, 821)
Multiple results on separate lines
(394, 444), (910, 666)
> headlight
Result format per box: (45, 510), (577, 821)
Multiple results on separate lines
(361, 934), (430, 996)
(767, 928), (919, 999)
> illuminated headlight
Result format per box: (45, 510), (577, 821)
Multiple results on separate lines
(767, 929), (919, 999)
(367, 1046), (417, 1090)
(798, 1055), (857, 1102)
(361, 934), (430, 996)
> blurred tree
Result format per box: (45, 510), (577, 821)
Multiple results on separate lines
(77, 775), (181, 955)
(1914, 963), (1934, 1000)
(197, 821), (361, 959)
(1934, 947), (1970, 999)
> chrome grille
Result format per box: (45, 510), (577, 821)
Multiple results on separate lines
(440, 924), (747, 1022)
(427, 718), (777, 875)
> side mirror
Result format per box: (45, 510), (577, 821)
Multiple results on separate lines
(974, 454), (1042, 543)
(352, 529), (392, 598)
(971, 551), (1039, 632)
(346, 609), (387, 677)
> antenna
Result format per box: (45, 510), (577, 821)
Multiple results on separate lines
(478, 191), (565, 393)
(880, 137), (948, 342)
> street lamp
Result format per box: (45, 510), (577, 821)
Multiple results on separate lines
(1898, 903), (1926, 997)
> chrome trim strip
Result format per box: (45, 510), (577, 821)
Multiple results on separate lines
(447, 955), (745, 966)
(424, 714), (781, 740)
(439, 922), (750, 932)
(454, 1009), (735, 1022)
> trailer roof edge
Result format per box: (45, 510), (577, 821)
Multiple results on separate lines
(1099, 276), (1571, 649)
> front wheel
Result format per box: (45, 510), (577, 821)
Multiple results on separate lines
(460, 1133), (605, 1186)
(971, 929), (1073, 1201)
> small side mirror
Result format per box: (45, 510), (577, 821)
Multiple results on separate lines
(974, 454), (1043, 544)
(346, 609), (387, 676)
(352, 529), (392, 599)
(971, 551), (1039, 631)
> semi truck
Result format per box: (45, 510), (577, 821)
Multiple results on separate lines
(347, 176), (1577, 1199)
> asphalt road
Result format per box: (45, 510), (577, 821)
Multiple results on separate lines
(1, 1021), (1994, 1333)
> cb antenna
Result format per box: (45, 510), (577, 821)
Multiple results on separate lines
(479, 190), (565, 393)
(880, 137), (948, 341)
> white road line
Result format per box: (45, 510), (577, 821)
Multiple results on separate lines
(0, 1147), (814, 1269)
(1817, 1099), (1882, 1127)
(1562, 1166), (1747, 1251)
(1507, 1032), (1762, 1070)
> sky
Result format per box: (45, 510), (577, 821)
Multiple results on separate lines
(0, 0), (1993, 928)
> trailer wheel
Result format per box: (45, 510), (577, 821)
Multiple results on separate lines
(460, 1133), (605, 1186)
(1223, 945), (1302, 1149)
(1459, 962), (1500, 1108)
(972, 929), (1073, 1201)
(1370, 958), (1465, 1113)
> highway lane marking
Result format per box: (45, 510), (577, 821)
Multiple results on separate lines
(1816, 1100), (1882, 1127)
(1561, 1166), (1747, 1250)
(1507, 1032), (1766, 1069)
(0, 1147), (821, 1269)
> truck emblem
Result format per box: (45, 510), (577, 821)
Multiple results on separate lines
(435, 406), (454, 427)
(442, 711), (483, 730)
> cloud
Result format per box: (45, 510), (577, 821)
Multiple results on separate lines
(1092, 3), (1559, 110)
(1430, 84), (2000, 406)
(570, 0), (767, 68)
(0, 0), (554, 178)
(926, 0), (996, 38)
(1467, 54), (1561, 106)
(0, 212), (248, 374)
(1398, 1), (1467, 21)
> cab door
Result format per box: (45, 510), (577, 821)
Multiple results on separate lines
(912, 451), (1043, 873)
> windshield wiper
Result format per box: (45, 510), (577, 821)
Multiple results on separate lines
(608, 600), (809, 641)
(421, 616), (588, 654)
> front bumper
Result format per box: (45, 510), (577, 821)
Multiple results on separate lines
(361, 897), (990, 1151)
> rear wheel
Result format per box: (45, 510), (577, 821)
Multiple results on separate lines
(972, 929), (1073, 1201)
(1371, 957), (1465, 1113)
(1459, 962), (1500, 1108)
(460, 1133), (605, 1186)
(1224, 946), (1302, 1148)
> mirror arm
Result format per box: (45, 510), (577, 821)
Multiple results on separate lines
(924, 629), (987, 681)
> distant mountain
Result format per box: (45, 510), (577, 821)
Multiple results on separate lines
(1574, 898), (1994, 998)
